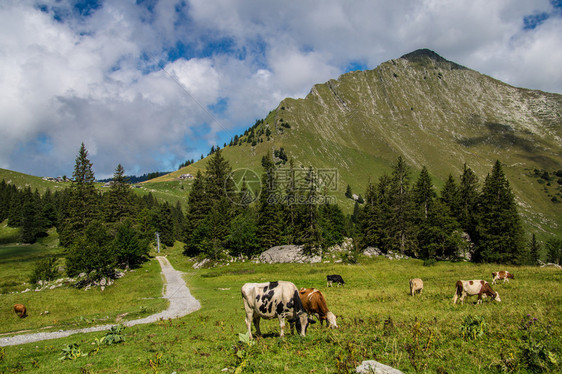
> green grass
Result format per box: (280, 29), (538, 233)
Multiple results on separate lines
(0, 225), (62, 294)
(1, 243), (560, 373)
(0, 225), (167, 336)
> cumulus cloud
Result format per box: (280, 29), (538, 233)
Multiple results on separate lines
(0, 0), (560, 178)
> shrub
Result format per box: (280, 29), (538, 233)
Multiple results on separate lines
(459, 315), (487, 340)
(423, 258), (437, 266)
(29, 256), (58, 284)
(518, 314), (559, 372)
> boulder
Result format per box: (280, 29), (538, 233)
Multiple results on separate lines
(258, 245), (321, 264)
(356, 360), (404, 374)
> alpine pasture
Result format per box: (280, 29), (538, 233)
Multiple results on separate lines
(1, 239), (560, 373)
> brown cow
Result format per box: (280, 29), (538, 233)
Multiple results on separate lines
(409, 278), (423, 296)
(453, 280), (501, 304)
(299, 288), (338, 328)
(14, 304), (27, 318)
(492, 271), (514, 285)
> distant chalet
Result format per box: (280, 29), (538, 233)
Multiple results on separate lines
(178, 173), (194, 180)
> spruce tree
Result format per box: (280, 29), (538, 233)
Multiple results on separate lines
(413, 167), (435, 220)
(113, 219), (149, 269)
(183, 171), (208, 256)
(65, 220), (115, 279)
(319, 202), (346, 247)
(477, 160), (524, 264)
(345, 184), (353, 199)
(458, 164), (480, 247)
(227, 209), (260, 257)
(357, 180), (378, 248)
(529, 233), (541, 265)
(373, 174), (393, 252)
(257, 152), (282, 249)
(545, 238), (562, 264)
(440, 174), (460, 215)
(60, 143), (99, 246)
(106, 164), (133, 224)
(20, 199), (39, 243)
(281, 159), (298, 244)
(389, 156), (416, 255)
(297, 167), (323, 254)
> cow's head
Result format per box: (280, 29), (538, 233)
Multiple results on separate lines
(327, 311), (338, 329)
(493, 292), (501, 302)
(508, 273), (514, 279)
(289, 312), (316, 336)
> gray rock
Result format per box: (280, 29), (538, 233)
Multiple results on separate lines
(258, 245), (321, 263)
(356, 360), (404, 374)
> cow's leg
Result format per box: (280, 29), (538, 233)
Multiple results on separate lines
(477, 294), (483, 304)
(253, 315), (261, 337)
(278, 316), (286, 337)
(244, 310), (254, 339)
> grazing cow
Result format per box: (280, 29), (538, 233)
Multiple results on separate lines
(492, 271), (514, 285)
(409, 278), (423, 296)
(14, 304), (27, 318)
(241, 281), (315, 339)
(299, 288), (338, 328)
(326, 274), (345, 287)
(453, 280), (501, 304)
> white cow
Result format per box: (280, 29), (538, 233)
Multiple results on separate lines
(241, 281), (315, 339)
(453, 280), (501, 304)
(492, 271), (514, 285)
(409, 278), (423, 296)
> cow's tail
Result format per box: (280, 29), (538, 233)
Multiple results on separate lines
(453, 281), (463, 304)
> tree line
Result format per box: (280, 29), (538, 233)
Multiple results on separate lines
(1, 144), (186, 281)
(2, 143), (561, 282)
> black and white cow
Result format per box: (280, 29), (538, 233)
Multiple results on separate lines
(241, 281), (315, 339)
(326, 274), (345, 287)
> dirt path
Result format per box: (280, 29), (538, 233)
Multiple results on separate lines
(0, 256), (200, 347)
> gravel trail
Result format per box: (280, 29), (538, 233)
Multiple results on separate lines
(0, 256), (201, 347)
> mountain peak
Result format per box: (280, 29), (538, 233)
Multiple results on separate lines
(400, 48), (467, 70)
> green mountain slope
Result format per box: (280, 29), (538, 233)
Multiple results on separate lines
(172, 49), (561, 237)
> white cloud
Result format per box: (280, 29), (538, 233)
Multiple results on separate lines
(0, 0), (560, 178)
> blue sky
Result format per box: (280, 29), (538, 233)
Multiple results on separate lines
(1, 0), (561, 178)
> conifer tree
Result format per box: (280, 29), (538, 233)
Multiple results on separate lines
(106, 164), (133, 224)
(297, 167), (322, 254)
(20, 199), (39, 243)
(155, 202), (175, 247)
(60, 143), (99, 246)
(319, 201), (346, 247)
(113, 219), (149, 269)
(545, 238), (562, 265)
(204, 147), (234, 202)
(440, 174), (460, 215)
(281, 159), (298, 244)
(413, 166), (435, 220)
(389, 156), (416, 255)
(345, 184), (353, 199)
(227, 208), (260, 257)
(65, 220), (115, 279)
(458, 164), (480, 246)
(357, 180), (377, 248)
(257, 152), (282, 249)
(529, 233), (541, 265)
(477, 160), (524, 264)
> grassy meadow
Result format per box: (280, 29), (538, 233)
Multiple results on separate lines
(1, 239), (561, 373)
